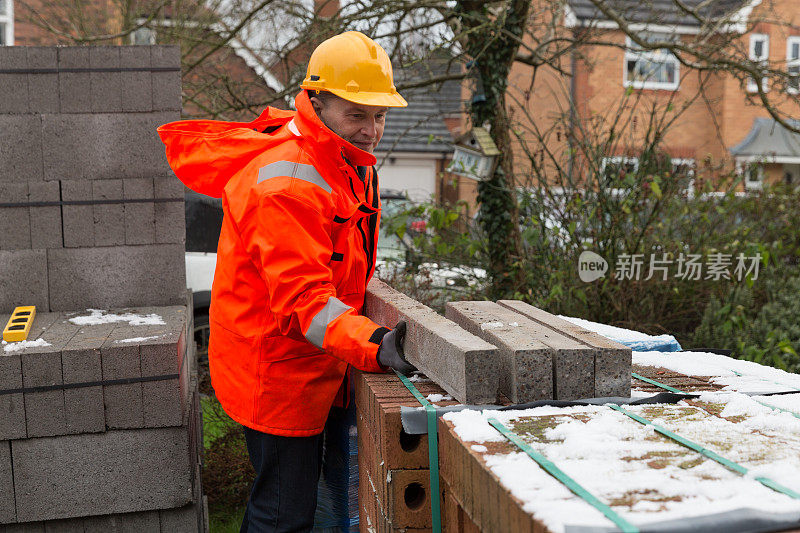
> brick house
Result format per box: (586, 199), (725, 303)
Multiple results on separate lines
(506, 0), (800, 192)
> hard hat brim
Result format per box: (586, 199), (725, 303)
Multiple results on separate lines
(326, 88), (408, 108)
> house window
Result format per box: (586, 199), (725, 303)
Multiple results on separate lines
(600, 156), (639, 186)
(742, 161), (764, 190)
(671, 158), (696, 195)
(0, 0), (13, 46)
(787, 37), (800, 94)
(747, 33), (769, 93)
(624, 33), (680, 90)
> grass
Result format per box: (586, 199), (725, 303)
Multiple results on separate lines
(201, 394), (253, 533)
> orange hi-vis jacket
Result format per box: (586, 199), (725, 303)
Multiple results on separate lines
(157, 91), (390, 436)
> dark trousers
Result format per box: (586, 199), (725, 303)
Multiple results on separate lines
(240, 426), (325, 533)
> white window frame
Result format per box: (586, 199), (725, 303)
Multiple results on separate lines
(130, 26), (157, 45)
(600, 156), (639, 188)
(623, 34), (680, 91)
(0, 0), (14, 46)
(738, 159), (764, 190)
(747, 33), (769, 93)
(787, 36), (800, 95)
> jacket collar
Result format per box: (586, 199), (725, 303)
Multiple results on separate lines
(292, 91), (378, 168)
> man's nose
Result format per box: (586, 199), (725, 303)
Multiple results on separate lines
(361, 120), (377, 138)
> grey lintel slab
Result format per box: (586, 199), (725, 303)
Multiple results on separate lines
(445, 301), (554, 403)
(498, 300), (632, 398)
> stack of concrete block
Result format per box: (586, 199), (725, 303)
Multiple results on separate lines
(0, 44), (205, 531)
(0, 45), (185, 312)
(0, 304), (206, 531)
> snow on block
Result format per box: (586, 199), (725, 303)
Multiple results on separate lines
(440, 393), (800, 533)
(499, 299), (632, 398)
(365, 279), (500, 404)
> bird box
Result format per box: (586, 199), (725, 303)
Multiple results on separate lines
(447, 127), (500, 179)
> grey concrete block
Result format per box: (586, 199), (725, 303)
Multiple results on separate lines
(0, 45), (28, 69)
(47, 244), (187, 311)
(102, 326), (144, 429)
(0, 46), (29, 115)
(89, 46), (121, 113)
(364, 279), (500, 404)
(27, 48), (59, 114)
(92, 179), (125, 246)
(143, 379), (182, 428)
(0, 435), (15, 523)
(0, 115), (43, 182)
(58, 48), (91, 113)
(12, 427), (193, 522)
(61, 180), (94, 248)
(0, 349), (26, 441)
(150, 46), (181, 69)
(446, 301), (555, 403)
(159, 504), (200, 533)
(152, 70), (181, 112)
(0, 73), (29, 114)
(498, 300), (632, 398)
(120, 46), (153, 112)
(122, 71), (153, 112)
(61, 322), (115, 434)
(82, 510), (160, 532)
(0, 182), (32, 250)
(153, 177), (186, 244)
(123, 178), (155, 245)
(41, 113), (177, 181)
(0, 249), (49, 314)
(29, 181), (62, 249)
(121, 47), (151, 69)
(21, 314), (80, 438)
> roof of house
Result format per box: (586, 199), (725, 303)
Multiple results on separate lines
(567, 0), (749, 27)
(375, 58), (462, 155)
(730, 118), (800, 159)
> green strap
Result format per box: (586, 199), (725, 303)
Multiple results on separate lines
(631, 372), (685, 393)
(487, 417), (639, 533)
(632, 372), (800, 420)
(394, 371), (442, 533)
(609, 404), (800, 500)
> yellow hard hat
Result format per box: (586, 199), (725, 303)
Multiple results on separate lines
(301, 31), (408, 108)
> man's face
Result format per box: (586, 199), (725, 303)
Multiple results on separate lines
(310, 93), (388, 153)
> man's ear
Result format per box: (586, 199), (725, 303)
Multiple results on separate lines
(309, 94), (324, 115)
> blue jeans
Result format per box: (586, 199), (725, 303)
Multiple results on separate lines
(240, 426), (324, 533)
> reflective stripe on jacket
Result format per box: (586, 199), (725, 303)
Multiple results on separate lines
(157, 91), (390, 436)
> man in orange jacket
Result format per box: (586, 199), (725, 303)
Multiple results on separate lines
(159, 31), (414, 532)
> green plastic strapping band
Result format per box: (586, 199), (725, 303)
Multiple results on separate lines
(609, 404), (800, 500)
(394, 370), (442, 533)
(631, 372), (685, 393)
(487, 417), (639, 533)
(632, 372), (800, 420)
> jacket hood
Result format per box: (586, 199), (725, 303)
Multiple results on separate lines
(157, 91), (377, 199)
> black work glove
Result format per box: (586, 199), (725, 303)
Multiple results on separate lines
(377, 320), (417, 375)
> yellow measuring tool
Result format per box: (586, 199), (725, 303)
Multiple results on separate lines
(3, 306), (36, 342)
